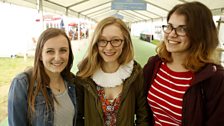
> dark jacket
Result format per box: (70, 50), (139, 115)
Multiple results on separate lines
(76, 61), (151, 126)
(143, 55), (224, 126)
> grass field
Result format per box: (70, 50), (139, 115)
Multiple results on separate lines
(0, 57), (34, 86)
(0, 57), (34, 125)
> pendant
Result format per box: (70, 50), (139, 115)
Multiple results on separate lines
(106, 105), (114, 111)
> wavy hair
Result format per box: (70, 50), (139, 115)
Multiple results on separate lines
(77, 16), (134, 78)
(157, 1), (219, 72)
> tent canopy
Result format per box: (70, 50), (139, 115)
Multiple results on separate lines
(4, 0), (224, 23)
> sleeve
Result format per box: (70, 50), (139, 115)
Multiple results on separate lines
(8, 74), (28, 126)
(205, 67), (224, 125)
(74, 78), (85, 126)
(143, 56), (155, 86)
(135, 68), (154, 126)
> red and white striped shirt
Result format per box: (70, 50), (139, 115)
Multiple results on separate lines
(147, 62), (193, 126)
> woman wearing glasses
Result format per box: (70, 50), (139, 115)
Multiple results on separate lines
(143, 1), (224, 125)
(76, 16), (151, 125)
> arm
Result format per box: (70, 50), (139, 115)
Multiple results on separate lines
(8, 73), (28, 126)
(74, 77), (85, 126)
(205, 67), (224, 125)
(135, 68), (154, 126)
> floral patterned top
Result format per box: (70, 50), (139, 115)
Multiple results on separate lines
(97, 86), (121, 126)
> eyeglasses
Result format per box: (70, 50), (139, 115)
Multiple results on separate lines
(97, 39), (123, 47)
(162, 24), (187, 36)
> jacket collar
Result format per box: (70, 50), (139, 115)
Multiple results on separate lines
(81, 60), (141, 100)
(151, 55), (221, 86)
(191, 64), (219, 85)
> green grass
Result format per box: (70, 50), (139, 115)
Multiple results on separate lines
(0, 57), (34, 125)
(151, 39), (161, 45)
(132, 36), (157, 66)
(0, 57), (34, 86)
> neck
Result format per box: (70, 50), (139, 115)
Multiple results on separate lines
(48, 73), (62, 82)
(168, 53), (189, 72)
(102, 62), (120, 73)
(49, 75), (65, 93)
(171, 52), (188, 64)
(47, 73), (63, 87)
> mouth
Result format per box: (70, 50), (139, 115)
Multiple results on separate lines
(104, 52), (116, 56)
(168, 39), (180, 44)
(51, 62), (64, 66)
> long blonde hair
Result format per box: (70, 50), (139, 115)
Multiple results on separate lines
(77, 17), (134, 78)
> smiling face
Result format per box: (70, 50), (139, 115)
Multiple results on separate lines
(98, 24), (124, 67)
(164, 12), (191, 57)
(41, 35), (69, 75)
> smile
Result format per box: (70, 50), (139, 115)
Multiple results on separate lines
(168, 40), (180, 44)
(51, 62), (64, 66)
(104, 52), (116, 56)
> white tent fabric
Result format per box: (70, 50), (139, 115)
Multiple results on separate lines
(2, 0), (224, 23)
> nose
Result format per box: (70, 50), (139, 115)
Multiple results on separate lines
(54, 52), (61, 61)
(169, 29), (178, 37)
(105, 41), (113, 49)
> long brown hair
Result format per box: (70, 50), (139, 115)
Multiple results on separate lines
(157, 1), (219, 72)
(27, 28), (74, 115)
(77, 16), (134, 78)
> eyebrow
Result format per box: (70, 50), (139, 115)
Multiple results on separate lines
(168, 23), (187, 27)
(45, 47), (68, 50)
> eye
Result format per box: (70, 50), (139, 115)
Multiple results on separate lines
(177, 27), (187, 32)
(46, 50), (54, 54)
(60, 49), (68, 53)
(99, 40), (107, 43)
(167, 25), (172, 30)
(112, 39), (120, 43)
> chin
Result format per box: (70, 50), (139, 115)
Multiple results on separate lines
(103, 59), (117, 63)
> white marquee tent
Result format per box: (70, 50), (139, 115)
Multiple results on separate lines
(2, 0), (224, 23)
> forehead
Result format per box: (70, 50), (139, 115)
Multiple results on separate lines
(43, 35), (69, 49)
(168, 13), (187, 27)
(101, 24), (123, 38)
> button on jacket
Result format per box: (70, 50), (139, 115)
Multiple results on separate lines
(8, 72), (77, 126)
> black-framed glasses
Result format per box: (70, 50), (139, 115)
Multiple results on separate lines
(162, 24), (187, 36)
(97, 39), (123, 47)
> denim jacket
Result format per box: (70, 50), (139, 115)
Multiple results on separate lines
(8, 72), (77, 126)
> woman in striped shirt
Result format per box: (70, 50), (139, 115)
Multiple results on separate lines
(143, 1), (224, 126)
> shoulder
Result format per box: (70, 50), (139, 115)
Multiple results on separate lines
(133, 60), (142, 70)
(143, 55), (162, 73)
(196, 64), (224, 81)
(145, 55), (161, 65)
(214, 64), (224, 74)
(12, 72), (29, 85)
(197, 64), (224, 93)
(9, 72), (29, 95)
(210, 64), (224, 82)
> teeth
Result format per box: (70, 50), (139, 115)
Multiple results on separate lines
(52, 62), (63, 66)
(168, 40), (179, 44)
(104, 52), (115, 56)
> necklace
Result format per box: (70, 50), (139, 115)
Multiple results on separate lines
(54, 88), (61, 92)
(50, 78), (66, 93)
(51, 87), (61, 92)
